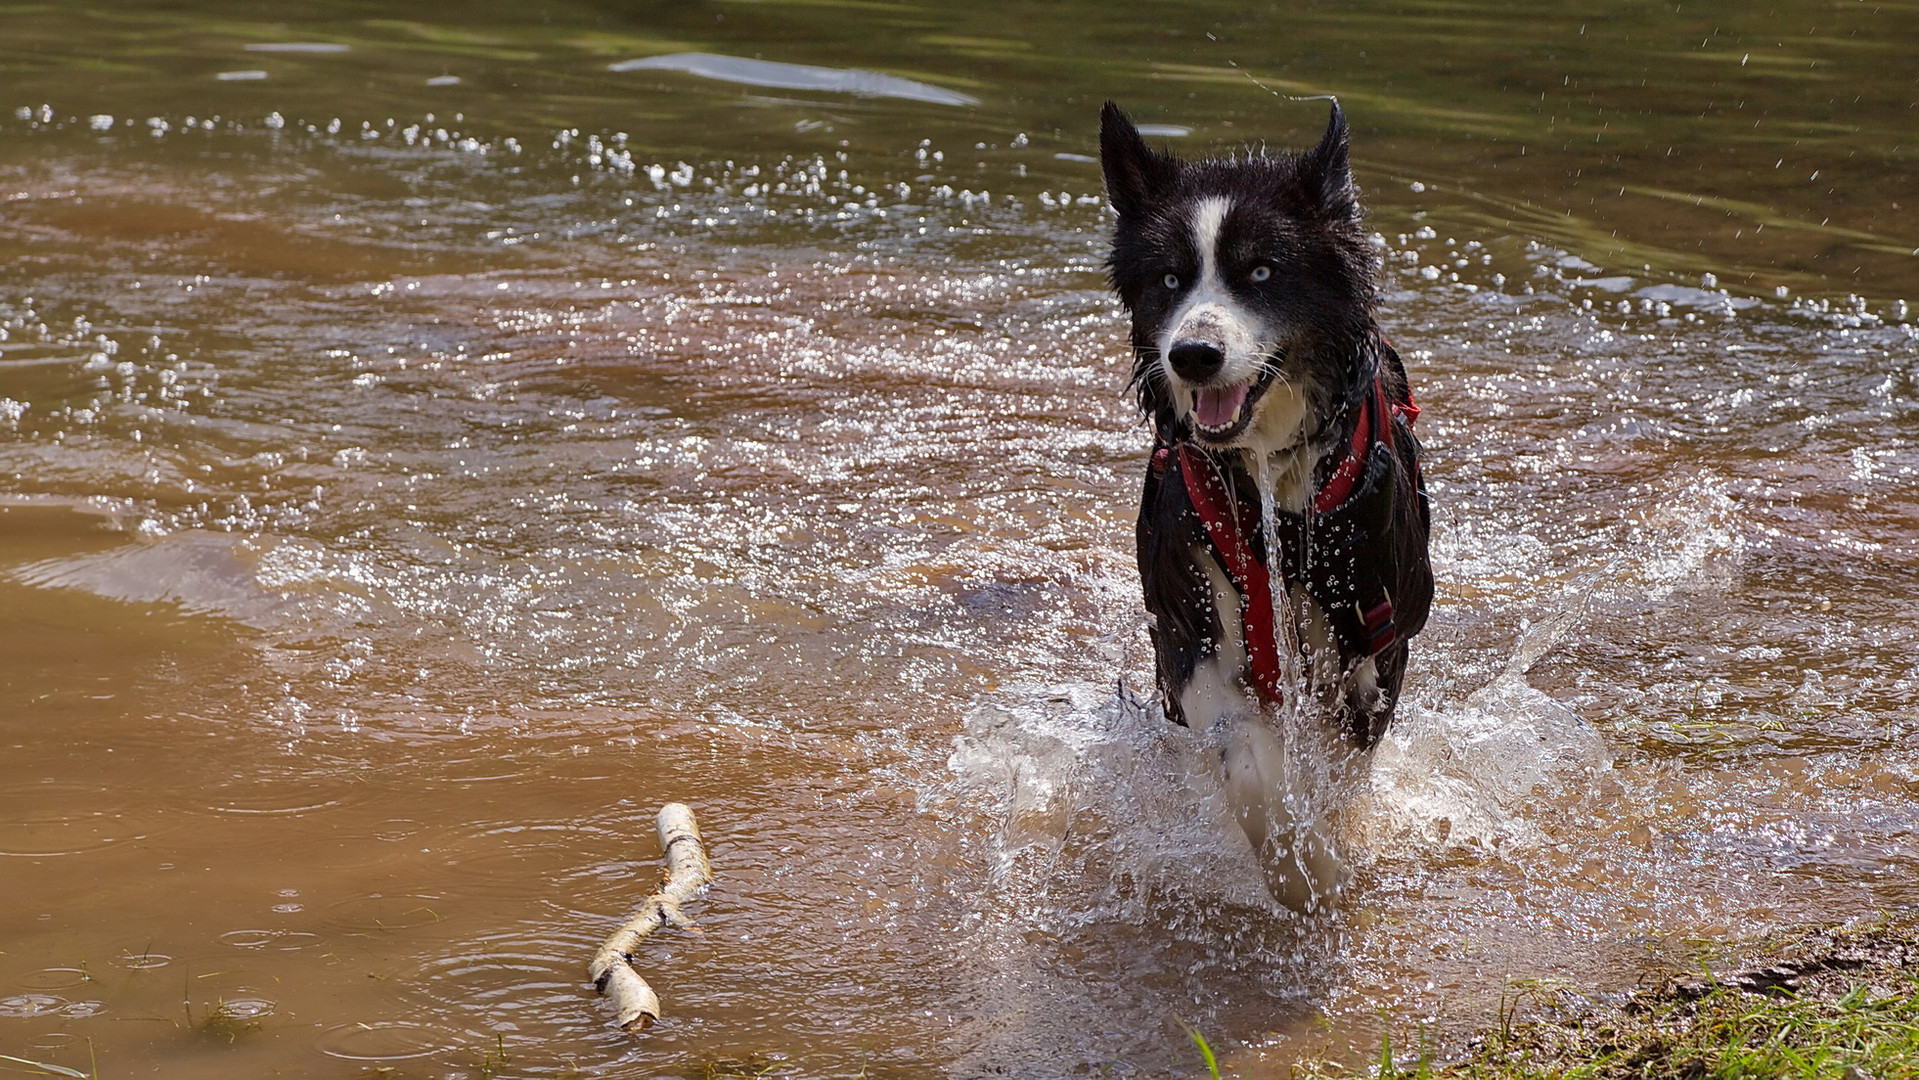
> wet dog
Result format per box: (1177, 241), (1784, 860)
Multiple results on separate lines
(1100, 101), (1432, 909)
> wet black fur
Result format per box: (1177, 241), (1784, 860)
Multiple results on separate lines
(1101, 101), (1433, 746)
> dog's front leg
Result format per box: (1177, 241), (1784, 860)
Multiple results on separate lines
(1186, 558), (1347, 913)
(1221, 716), (1345, 913)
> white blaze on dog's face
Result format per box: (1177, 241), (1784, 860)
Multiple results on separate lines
(1102, 100), (1373, 470)
(1154, 197), (1255, 404)
(1151, 198), (1320, 456)
(1155, 196), (1311, 455)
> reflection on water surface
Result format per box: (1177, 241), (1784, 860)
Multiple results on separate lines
(1, 1), (1916, 1077)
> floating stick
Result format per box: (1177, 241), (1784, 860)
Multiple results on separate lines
(587, 803), (713, 1031)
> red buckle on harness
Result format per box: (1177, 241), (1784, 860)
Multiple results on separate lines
(1359, 596), (1397, 653)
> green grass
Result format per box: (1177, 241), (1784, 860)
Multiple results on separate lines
(1284, 973), (1919, 1080)
(1178, 1016), (1223, 1079)
(1180, 916), (1919, 1080)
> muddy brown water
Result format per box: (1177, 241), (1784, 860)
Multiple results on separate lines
(2, 2), (1917, 1077)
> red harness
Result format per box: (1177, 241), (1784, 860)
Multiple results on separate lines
(1172, 376), (1416, 707)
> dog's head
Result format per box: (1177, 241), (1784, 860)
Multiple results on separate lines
(1100, 101), (1377, 451)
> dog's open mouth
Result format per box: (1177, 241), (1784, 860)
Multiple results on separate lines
(1188, 369), (1276, 444)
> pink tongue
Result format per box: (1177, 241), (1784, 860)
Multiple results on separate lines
(1194, 383), (1249, 429)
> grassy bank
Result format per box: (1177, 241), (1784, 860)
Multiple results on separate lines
(1282, 914), (1919, 1080)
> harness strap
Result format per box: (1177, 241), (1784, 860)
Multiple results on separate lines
(1312, 381), (1376, 514)
(1173, 370), (1418, 707)
(1177, 443), (1288, 706)
(1312, 376), (1414, 512)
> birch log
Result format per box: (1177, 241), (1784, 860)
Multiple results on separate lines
(587, 802), (713, 1031)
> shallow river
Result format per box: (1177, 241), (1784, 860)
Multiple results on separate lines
(3, 2), (1917, 1077)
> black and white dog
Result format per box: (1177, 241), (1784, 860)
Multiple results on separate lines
(1100, 102), (1433, 909)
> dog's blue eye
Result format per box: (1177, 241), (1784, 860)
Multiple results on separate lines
(1162, 274), (1179, 289)
(1251, 265), (1271, 282)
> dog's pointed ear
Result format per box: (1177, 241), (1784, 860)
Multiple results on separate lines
(1303, 100), (1357, 217)
(1101, 101), (1169, 219)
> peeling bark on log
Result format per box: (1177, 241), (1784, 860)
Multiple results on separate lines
(587, 802), (712, 1031)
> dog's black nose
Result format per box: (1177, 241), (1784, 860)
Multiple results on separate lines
(1167, 341), (1224, 383)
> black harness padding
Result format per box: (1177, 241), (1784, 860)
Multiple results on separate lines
(1269, 431), (1432, 660)
(1134, 339), (1433, 745)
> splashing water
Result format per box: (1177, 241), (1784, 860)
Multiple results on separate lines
(948, 685), (1270, 910)
(1353, 592), (1615, 858)
(1216, 452), (1350, 913)
(952, 448), (1620, 931)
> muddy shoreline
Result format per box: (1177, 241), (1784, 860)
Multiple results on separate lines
(1294, 913), (1919, 1079)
